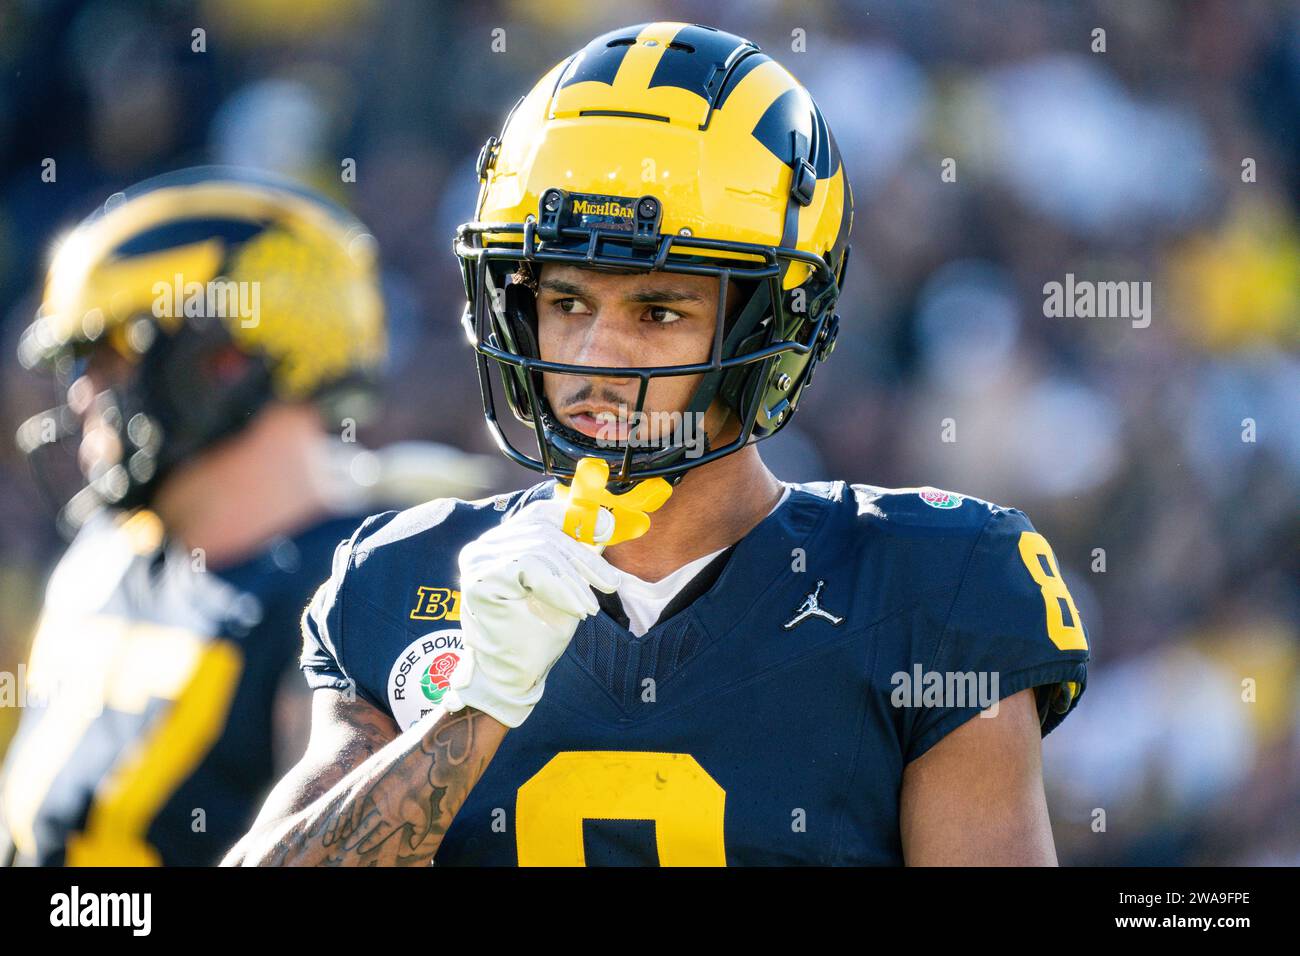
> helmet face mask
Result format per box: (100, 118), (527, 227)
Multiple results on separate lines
(20, 320), (277, 531)
(455, 22), (851, 490)
(458, 202), (840, 489)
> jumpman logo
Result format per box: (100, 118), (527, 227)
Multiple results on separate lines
(783, 580), (844, 630)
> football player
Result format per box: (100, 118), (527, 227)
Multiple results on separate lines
(0, 168), (494, 866)
(225, 22), (1089, 867)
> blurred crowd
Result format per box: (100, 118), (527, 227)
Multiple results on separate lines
(0, 0), (1296, 864)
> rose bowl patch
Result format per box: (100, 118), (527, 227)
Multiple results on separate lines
(387, 629), (468, 731)
(918, 488), (963, 509)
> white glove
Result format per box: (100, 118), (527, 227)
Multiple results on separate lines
(448, 498), (619, 727)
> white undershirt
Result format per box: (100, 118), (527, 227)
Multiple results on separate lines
(618, 485), (792, 637)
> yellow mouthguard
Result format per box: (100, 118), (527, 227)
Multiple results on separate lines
(553, 457), (673, 546)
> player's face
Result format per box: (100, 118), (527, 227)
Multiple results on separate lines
(535, 263), (739, 443)
(66, 344), (131, 480)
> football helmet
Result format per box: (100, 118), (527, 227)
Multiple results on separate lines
(16, 167), (386, 530)
(455, 21), (852, 490)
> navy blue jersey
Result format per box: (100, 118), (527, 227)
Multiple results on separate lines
(0, 509), (369, 866)
(301, 480), (1089, 865)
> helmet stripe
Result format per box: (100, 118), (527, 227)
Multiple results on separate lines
(647, 24), (756, 102)
(711, 50), (769, 113)
(606, 22), (683, 93)
(558, 29), (636, 90)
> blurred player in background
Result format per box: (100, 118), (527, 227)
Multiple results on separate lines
(0, 168), (497, 866)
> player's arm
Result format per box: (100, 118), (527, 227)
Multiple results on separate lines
(898, 687), (1057, 865)
(225, 498), (618, 866)
(896, 505), (1088, 865)
(222, 687), (506, 866)
(236, 687), (395, 843)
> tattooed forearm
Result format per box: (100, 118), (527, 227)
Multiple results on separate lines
(230, 707), (507, 867)
(299, 710), (493, 866)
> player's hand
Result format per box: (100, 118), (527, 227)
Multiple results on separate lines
(450, 498), (620, 727)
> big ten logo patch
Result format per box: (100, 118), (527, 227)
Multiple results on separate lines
(410, 586), (461, 622)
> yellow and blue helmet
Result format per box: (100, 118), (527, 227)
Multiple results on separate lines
(17, 166), (385, 527)
(455, 21), (852, 488)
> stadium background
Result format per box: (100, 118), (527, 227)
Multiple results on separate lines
(0, 0), (1295, 865)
